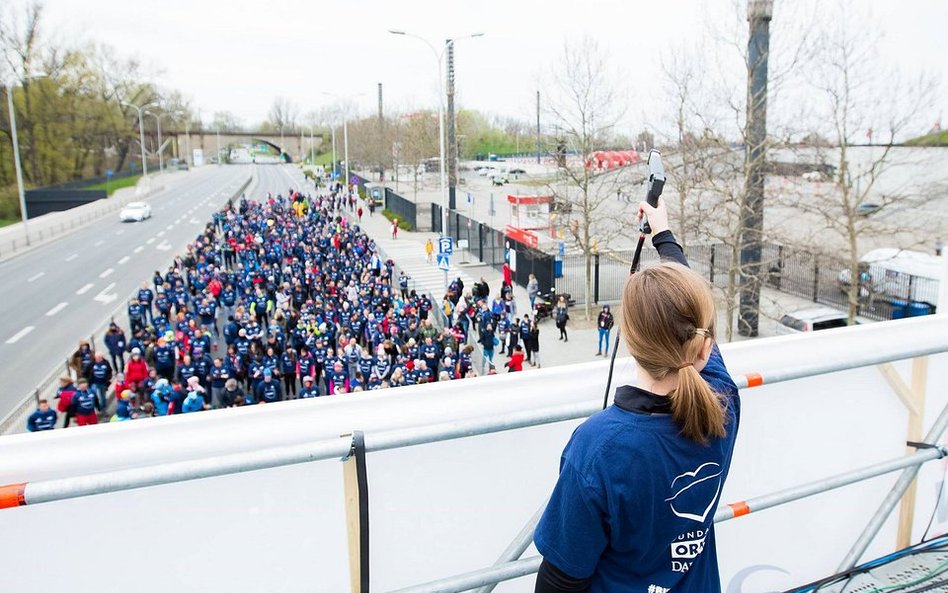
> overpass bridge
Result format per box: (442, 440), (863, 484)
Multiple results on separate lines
(162, 130), (324, 164)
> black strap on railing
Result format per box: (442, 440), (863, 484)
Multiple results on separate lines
(343, 431), (370, 593)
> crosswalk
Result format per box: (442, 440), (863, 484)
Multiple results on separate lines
(374, 238), (478, 300)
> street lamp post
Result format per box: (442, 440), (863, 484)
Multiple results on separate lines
(388, 30), (484, 237)
(121, 100), (155, 176)
(322, 92), (364, 192)
(144, 110), (164, 173)
(6, 82), (30, 244)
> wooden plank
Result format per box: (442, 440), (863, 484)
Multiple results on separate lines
(896, 357), (929, 549)
(343, 450), (362, 593)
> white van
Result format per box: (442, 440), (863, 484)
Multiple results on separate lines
(837, 248), (942, 306)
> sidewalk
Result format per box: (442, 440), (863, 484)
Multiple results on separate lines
(351, 190), (605, 374)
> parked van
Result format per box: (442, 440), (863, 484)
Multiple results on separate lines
(776, 307), (851, 335)
(837, 248), (942, 306)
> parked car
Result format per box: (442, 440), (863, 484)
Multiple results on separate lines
(491, 174), (508, 186)
(855, 202), (882, 216)
(776, 307), (852, 334)
(509, 168), (526, 175)
(119, 201), (152, 222)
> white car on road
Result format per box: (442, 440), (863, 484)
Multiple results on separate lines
(119, 201), (152, 222)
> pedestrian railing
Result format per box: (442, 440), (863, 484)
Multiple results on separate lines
(2, 316), (947, 592)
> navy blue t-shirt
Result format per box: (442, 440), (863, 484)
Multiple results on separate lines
(534, 345), (740, 593)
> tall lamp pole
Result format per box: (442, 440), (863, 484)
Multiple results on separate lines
(121, 100), (155, 176)
(388, 30), (484, 236)
(6, 82), (30, 243)
(144, 110), (164, 172)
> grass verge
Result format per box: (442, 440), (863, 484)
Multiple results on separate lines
(382, 209), (414, 231)
(86, 174), (142, 196)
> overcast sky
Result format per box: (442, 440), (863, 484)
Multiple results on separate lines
(37, 0), (948, 136)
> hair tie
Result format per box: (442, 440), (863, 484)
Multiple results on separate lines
(693, 328), (710, 337)
(676, 362), (694, 370)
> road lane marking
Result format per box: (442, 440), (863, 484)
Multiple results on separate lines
(65, 254), (78, 262)
(76, 283), (94, 295)
(46, 302), (68, 316)
(27, 272), (45, 282)
(147, 237), (156, 244)
(93, 283), (117, 304)
(6, 326), (34, 344)
(157, 231), (165, 237)
(166, 224), (173, 230)
(115, 229), (124, 235)
(94, 240), (104, 247)
(133, 246), (144, 253)
(99, 268), (114, 278)
(118, 256), (131, 264)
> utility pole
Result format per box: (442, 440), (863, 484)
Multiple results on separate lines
(738, 0), (773, 337)
(536, 90), (541, 164)
(446, 39), (458, 211)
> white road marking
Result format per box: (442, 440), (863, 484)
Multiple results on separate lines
(133, 246), (144, 253)
(27, 272), (45, 282)
(147, 237), (156, 244)
(157, 231), (165, 237)
(166, 224), (173, 230)
(6, 326), (34, 344)
(156, 240), (172, 251)
(118, 256), (131, 264)
(65, 253), (78, 262)
(115, 229), (125, 235)
(94, 240), (104, 247)
(46, 302), (68, 316)
(99, 268), (114, 278)
(76, 283), (94, 295)
(93, 282), (117, 304)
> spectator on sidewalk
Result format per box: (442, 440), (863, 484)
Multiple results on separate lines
(425, 238), (434, 264)
(527, 274), (539, 314)
(27, 399), (57, 432)
(555, 296), (570, 342)
(391, 218), (399, 239)
(529, 319), (541, 368)
(596, 304), (615, 356)
(502, 261), (512, 288)
(505, 345), (525, 372)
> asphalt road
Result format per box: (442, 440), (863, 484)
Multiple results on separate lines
(0, 164), (256, 421)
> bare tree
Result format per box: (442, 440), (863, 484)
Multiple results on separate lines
(268, 96), (298, 135)
(545, 36), (633, 320)
(794, 2), (938, 323)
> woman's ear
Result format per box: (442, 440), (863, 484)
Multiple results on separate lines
(699, 336), (713, 362)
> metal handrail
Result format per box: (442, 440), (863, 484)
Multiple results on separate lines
(1, 334), (946, 508)
(385, 440), (948, 593)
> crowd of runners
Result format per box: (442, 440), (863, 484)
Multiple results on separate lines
(29, 181), (542, 431)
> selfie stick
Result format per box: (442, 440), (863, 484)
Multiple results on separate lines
(602, 150), (666, 410)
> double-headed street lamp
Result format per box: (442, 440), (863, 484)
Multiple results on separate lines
(143, 110), (170, 172)
(121, 100), (156, 176)
(388, 30), (484, 236)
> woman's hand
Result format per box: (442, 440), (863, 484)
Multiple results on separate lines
(638, 197), (670, 236)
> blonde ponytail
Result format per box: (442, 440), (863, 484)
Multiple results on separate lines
(671, 364), (726, 444)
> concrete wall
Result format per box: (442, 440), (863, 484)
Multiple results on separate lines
(2, 317), (947, 592)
